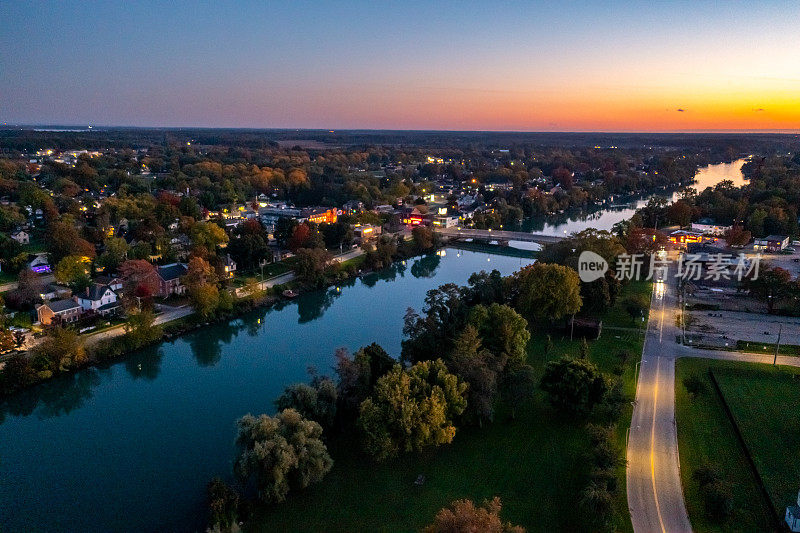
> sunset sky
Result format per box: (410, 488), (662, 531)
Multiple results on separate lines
(2, 0), (799, 131)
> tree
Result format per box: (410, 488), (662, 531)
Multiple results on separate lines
(335, 343), (394, 419)
(228, 220), (269, 270)
(465, 269), (505, 306)
(512, 263), (582, 322)
(412, 225), (435, 251)
(206, 477), (239, 532)
(119, 260), (160, 304)
(424, 497), (525, 533)
(47, 221), (96, 263)
(358, 359), (467, 461)
(501, 364), (536, 419)
(448, 325), (503, 424)
(30, 327), (87, 376)
(540, 357), (608, 416)
(184, 256), (220, 318)
(579, 482), (614, 524)
(234, 409), (333, 503)
(274, 217), (298, 248)
(746, 265), (792, 313)
(0, 353), (37, 395)
(123, 308), (163, 346)
(7, 269), (46, 310)
(724, 226), (751, 248)
(294, 247), (333, 287)
(190, 221), (229, 253)
(467, 303), (530, 365)
(97, 236), (129, 272)
(402, 283), (470, 364)
(54, 254), (90, 286)
(275, 376), (337, 430)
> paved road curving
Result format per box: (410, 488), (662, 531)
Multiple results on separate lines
(627, 262), (800, 533)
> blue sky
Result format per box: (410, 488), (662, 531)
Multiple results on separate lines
(2, 1), (799, 130)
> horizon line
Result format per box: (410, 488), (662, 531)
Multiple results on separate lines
(2, 123), (800, 136)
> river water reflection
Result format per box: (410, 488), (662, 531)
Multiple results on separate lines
(0, 250), (532, 532)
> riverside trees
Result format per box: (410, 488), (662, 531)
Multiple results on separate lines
(234, 409), (333, 503)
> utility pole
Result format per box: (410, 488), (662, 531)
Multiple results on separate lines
(773, 323), (783, 366)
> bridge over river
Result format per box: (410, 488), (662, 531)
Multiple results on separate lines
(435, 227), (565, 246)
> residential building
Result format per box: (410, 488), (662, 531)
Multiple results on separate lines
(433, 215), (458, 228)
(691, 219), (732, 236)
(353, 224), (381, 244)
(222, 254), (237, 279)
(37, 298), (83, 325)
(28, 253), (51, 273)
(157, 263), (188, 297)
(10, 228), (30, 244)
(77, 284), (120, 316)
(754, 235), (789, 252)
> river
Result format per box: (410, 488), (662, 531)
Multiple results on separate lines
(0, 159), (746, 532)
(523, 158), (748, 237)
(0, 250), (534, 532)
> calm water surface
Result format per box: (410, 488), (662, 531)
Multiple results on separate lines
(527, 158), (748, 236)
(0, 250), (532, 532)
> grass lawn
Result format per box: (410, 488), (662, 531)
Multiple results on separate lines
(736, 340), (800, 357)
(675, 358), (776, 532)
(714, 363), (800, 517)
(600, 279), (652, 330)
(248, 281), (648, 532)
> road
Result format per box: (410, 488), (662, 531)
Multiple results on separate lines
(0, 273), (54, 293)
(83, 304), (194, 346)
(240, 248), (364, 296)
(627, 262), (800, 533)
(627, 264), (692, 533)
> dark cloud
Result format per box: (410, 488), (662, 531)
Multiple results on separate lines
(676, 108), (686, 112)
(754, 108), (765, 112)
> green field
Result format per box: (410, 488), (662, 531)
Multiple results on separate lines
(249, 281), (649, 532)
(715, 364), (800, 517)
(675, 358), (786, 532)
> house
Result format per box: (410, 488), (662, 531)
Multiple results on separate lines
(10, 228), (30, 244)
(691, 219), (732, 236)
(222, 254), (237, 279)
(94, 275), (123, 293)
(786, 489), (800, 532)
(37, 298), (83, 325)
(433, 215), (458, 228)
(40, 283), (72, 301)
(77, 284), (120, 316)
(28, 253), (51, 273)
(157, 263), (188, 297)
(754, 235), (789, 252)
(353, 224), (381, 244)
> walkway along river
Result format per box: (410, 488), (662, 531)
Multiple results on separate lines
(0, 159), (746, 532)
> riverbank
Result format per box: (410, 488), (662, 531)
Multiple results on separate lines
(247, 280), (649, 532)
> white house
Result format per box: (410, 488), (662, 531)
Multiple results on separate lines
(77, 284), (120, 316)
(28, 253), (51, 273)
(10, 228), (30, 244)
(691, 219), (732, 236)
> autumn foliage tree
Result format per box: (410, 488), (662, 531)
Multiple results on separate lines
(119, 259), (160, 305)
(424, 497), (525, 533)
(358, 359), (467, 461)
